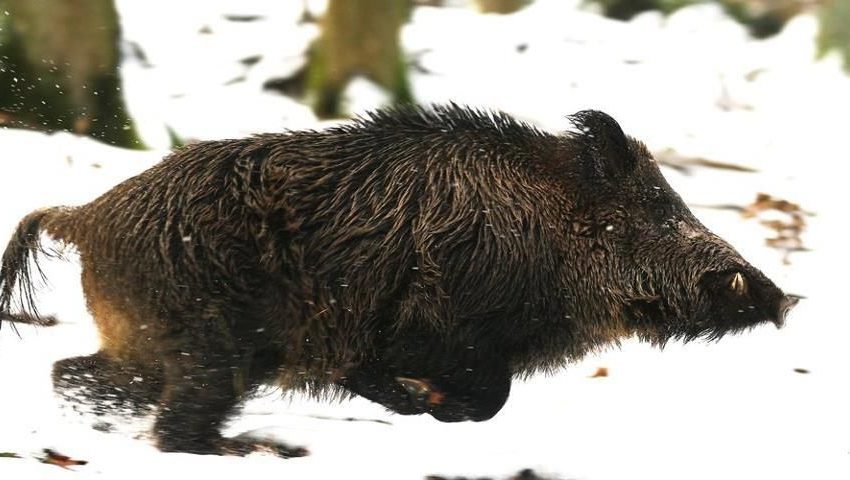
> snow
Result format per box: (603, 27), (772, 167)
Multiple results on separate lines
(2, 0), (849, 478)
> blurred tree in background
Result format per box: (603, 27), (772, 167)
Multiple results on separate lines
(818, 0), (850, 71)
(0, 0), (847, 147)
(589, 0), (806, 38)
(307, 0), (413, 118)
(588, 0), (850, 71)
(475, 0), (532, 13)
(720, 0), (806, 38)
(0, 0), (143, 148)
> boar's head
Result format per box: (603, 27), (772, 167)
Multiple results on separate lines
(558, 110), (798, 346)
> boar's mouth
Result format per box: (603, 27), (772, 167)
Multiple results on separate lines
(625, 295), (680, 345)
(626, 270), (800, 344)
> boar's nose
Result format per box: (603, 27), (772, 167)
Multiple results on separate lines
(771, 294), (802, 329)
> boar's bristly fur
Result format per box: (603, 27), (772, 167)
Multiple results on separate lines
(0, 104), (797, 455)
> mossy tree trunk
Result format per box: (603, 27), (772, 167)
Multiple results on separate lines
(0, 0), (144, 149)
(307, 0), (413, 119)
(475, 0), (531, 14)
(818, 0), (850, 72)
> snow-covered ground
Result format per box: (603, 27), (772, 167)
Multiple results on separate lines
(1, 0), (849, 478)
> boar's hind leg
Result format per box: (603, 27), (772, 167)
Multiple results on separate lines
(153, 347), (251, 455)
(52, 351), (162, 416)
(152, 331), (306, 458)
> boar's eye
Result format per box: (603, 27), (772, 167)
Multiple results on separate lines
(568, 110), (637, 179)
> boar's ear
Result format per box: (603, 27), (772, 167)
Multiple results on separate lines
(568, 110), (637, 178)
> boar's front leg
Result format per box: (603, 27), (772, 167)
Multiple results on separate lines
(338, 364), (431, 416)
(412, 361), (512, 423)
(340, 353), (512, 423)
(152, 325), (305, 458)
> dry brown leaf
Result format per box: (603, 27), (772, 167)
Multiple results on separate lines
(741, 193), (813, 265)
(654, 149), (758, 174)
(40, 449), (88, 469)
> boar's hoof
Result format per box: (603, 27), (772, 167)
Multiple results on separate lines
(395, 374), (510, 423)
(218, 436), (310, 458)
(395, 377), (445, 408)
(158, 435), (309, 458)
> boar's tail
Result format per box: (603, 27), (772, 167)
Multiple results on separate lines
(0, 208), (69, 333)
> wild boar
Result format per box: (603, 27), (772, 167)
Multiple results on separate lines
(0, 104), (798, 456)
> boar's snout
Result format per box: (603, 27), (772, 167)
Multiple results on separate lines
(773, 294), (801, 329)
(698, 267), (799, 336)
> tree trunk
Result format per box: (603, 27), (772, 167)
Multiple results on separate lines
(475, 0), (530, 14)
(0, 0), (144, 149)
(818, 0), (850, 72)
(307, 0), (413, 119)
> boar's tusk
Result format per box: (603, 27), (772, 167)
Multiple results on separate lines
(730, 272), (746, 294)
